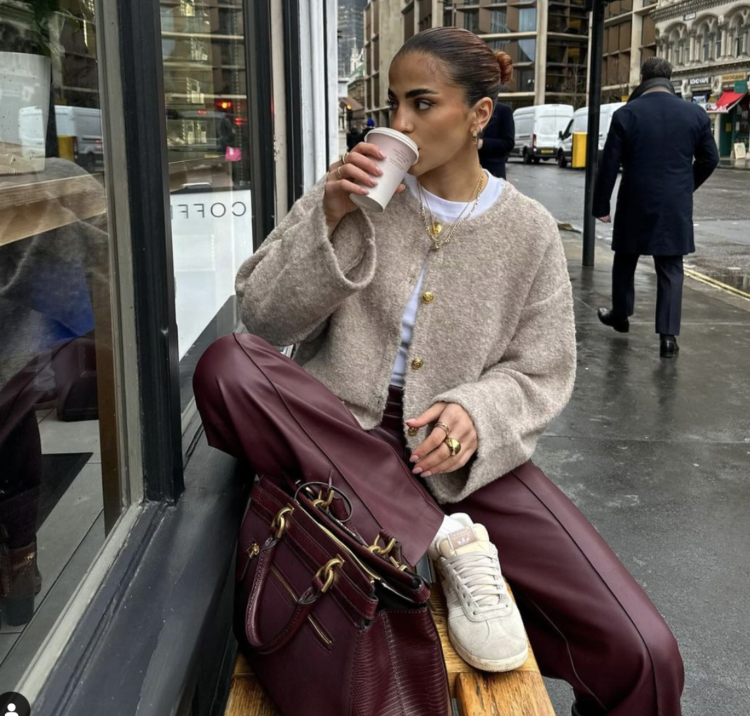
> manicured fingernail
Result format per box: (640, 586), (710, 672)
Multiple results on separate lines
(376, 168), (383, 175)
(369, 179), (378, 186)
(378, 152), (385, 159)
(422, 471), (432, 478)
(413, 467), (423, 475)
(410, 455), (419, 463)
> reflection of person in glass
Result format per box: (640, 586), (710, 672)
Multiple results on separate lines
(0, 155), (106, 627)
(194, 28), (684, 716)
(218, 112), (237, 154)
(0, 17), (107, 628)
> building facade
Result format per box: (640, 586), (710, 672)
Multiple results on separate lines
(601, 0), (658, 102)
(364, 0), (591, 123)
(339, 0), (369, 78)
(652, 0), (750, 157)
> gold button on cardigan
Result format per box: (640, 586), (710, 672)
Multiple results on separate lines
(235, 179), (576, 504)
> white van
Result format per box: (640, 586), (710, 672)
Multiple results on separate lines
(512, 104), (574, 164)
(18, 106), (103, 171)
(555, 102), (625, 168)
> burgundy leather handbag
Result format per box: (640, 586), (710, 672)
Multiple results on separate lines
(234, 475), (451, 716)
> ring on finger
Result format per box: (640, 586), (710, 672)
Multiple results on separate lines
(336, 166), (344, 180)
(434, 421), (450, 436)
(444, 437), (461, 457)
(341, 152), (349, 164)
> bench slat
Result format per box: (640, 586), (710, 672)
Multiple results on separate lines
(224, 675), (278, 716)
(225, 586), (554, 716)
(456, 671), (556, 716)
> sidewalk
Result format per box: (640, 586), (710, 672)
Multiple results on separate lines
(537, 233), (750, 715)
(718, 158), (750, 170)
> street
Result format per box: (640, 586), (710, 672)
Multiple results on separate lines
(507, 160), (750, 293)
(502, 157), (750, 715)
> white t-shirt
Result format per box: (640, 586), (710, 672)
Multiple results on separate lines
(389, 170), (505, 387)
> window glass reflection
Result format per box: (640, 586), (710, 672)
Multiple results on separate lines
(159, 0), (255, 412)
(519, 38), (536, 62)
(0, 0), (121, 687)
(519, 8), (537, 32)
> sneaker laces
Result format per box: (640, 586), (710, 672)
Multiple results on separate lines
(449, 550), (510, 612)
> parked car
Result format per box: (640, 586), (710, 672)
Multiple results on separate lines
(555, 102), (625, 168)
(19, 105), (103, 171)
(512, 104), (574, 164)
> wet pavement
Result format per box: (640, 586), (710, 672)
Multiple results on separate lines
(530, 230), (750, 715)
(506, 159), (750, 295)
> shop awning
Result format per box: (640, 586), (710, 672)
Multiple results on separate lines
(707, 91), (746, 113)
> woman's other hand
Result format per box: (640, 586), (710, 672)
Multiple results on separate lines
(405, 402), (478, 478)
(324, 143), (405, 234)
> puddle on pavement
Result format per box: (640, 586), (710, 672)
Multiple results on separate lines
(685, 260), (750, 292)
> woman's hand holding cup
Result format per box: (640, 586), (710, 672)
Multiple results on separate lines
(324, 143), (405, 235)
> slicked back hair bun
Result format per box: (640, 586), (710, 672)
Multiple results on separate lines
(396, 27), (513, 107)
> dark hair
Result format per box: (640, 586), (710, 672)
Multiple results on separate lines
(395, 27), (512, 107)
(641, 57), (673, 81)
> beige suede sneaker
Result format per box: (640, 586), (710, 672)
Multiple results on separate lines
(435, 516), (529, 672)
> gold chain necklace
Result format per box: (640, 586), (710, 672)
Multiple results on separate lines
(417, 174), (485, 251)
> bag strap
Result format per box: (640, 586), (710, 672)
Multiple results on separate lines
(245, 529), (343, 655)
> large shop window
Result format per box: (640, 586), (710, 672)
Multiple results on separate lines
(160, 0), (254, 412)
(0, 1), (126, 689)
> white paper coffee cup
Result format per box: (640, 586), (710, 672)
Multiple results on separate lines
(349, 128), (419, 212)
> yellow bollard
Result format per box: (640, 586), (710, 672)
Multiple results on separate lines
(572, 132), (587, 169)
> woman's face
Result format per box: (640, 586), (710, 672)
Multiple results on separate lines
(387, 52), (491, 176)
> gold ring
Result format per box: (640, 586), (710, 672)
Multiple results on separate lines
(336, 166), (344, 180)
(341, 152), (349, 164)
(444, 437), (461, 457)
(434, 421), (450, 436)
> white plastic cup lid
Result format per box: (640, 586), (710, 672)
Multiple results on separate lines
(364, 128), (419, 162)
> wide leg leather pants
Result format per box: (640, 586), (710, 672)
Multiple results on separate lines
(194, 333), (684, 716)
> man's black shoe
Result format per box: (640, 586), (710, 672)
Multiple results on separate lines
(660, 335), (679, 358)
(597, 308), (629, 333)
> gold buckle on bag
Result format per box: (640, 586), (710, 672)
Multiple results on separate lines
(389, 556), (410, 572)
(368, 536), (411, 572)
(368, 535), (397, 557)
(315, 556), (345, 593)
(311, 488), (335, 510)
(271, 506), (294, 539)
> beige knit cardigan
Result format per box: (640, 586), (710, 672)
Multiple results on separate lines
(235, 179), (576, 504)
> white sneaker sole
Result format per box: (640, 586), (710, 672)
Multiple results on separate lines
(448, 630), (529, 673)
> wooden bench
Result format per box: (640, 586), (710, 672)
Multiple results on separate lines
(224, 584), (555, 715)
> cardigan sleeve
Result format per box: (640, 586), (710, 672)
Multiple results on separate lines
(428, 223), (576, 503)
(235, 179), (377, 346)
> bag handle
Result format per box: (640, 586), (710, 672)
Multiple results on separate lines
(245, 507), (343, 655)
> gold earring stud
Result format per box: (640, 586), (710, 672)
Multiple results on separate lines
(472, 129), (478, 145)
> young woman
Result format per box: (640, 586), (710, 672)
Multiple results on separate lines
(194, 27), (684, 716)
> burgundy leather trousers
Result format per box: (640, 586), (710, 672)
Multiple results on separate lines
(194, 334), (684, 716)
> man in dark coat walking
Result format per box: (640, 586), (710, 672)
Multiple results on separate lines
(593, 58), (719, 357)
(479, 102), (515, 179)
